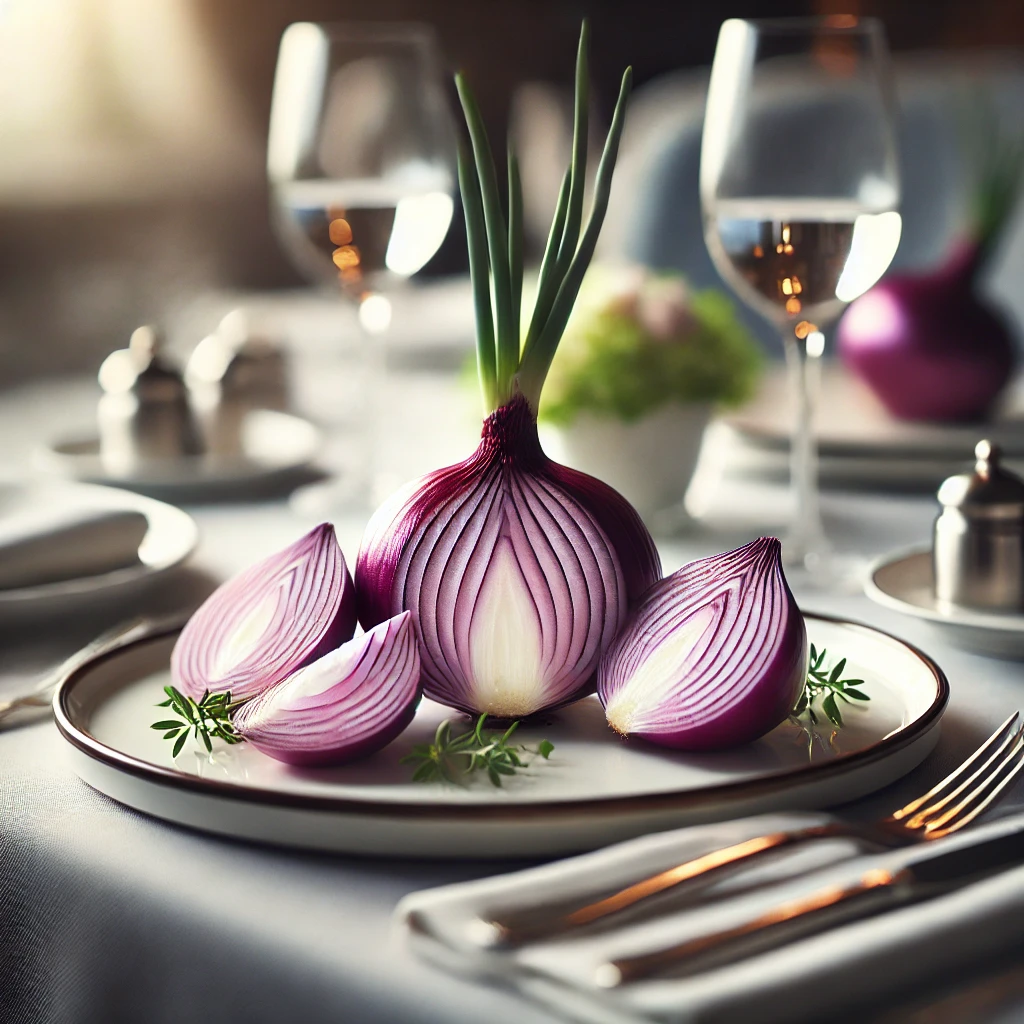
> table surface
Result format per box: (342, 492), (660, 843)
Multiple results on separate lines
(4, 287), (1024, 1024)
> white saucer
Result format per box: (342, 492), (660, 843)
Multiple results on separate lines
(866, 547), (1024, 659)
(0, 482), (197, 622)
(35, 410), (322, 502)
(55, 613), (947, 859)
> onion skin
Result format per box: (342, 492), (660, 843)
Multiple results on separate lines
(171, 523), (357, 702)
(233, 612), (421, 767)
(598, 537), (806, 751)
(356, 395), (661, 718)
(837, 241), (1017, 422)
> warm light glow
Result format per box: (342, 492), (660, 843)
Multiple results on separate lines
(785, 296), (802, 313)
(332, 244), (360, 270)
(752, 245), (764, 258)
(328, 218), (353, 245)
(806, 330), (825, 358)
(794, 320), (817, 340)
(358, 293), (392, 334)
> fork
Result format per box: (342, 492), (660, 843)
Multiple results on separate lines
(474, 713), (1024, 950)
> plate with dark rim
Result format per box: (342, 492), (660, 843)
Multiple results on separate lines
(53, 613), (948, 859)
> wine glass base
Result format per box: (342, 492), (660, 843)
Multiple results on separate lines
(782, 542), (868, 595)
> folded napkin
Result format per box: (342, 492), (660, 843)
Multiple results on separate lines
(397, 811), (1024, 1024)
(0, 484), (149, 589)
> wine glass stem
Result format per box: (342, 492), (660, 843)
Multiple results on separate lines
(783, 330), (826, 566)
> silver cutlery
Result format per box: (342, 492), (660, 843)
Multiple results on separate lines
(474, 713), (1024, 949)
(596, 812), (1024, 987)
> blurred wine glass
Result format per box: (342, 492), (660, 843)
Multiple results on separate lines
(701, 17), (901, 584)
(268, 22), (456, 507)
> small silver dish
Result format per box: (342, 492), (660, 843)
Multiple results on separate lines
(933, 439), (1024, 611)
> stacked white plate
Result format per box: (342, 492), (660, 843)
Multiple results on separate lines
(723, 364), (1024, 491)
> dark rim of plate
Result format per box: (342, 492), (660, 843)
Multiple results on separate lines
(53, 612), (949, 822)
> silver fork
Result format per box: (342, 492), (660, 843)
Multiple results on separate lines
(474, 713), (1024, 950)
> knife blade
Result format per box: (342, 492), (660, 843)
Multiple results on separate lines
(596, 818), (1024, 988)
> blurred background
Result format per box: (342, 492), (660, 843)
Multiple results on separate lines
(1, 0), (1023, 389)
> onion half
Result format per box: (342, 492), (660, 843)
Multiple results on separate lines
(356, 396), (661, 718)
(171, 523), (357, 702)
(598, 537), (806, 750)
(233, 612), (421, 766)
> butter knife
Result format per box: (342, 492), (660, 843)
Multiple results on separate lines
(596, 819), (1024, 988)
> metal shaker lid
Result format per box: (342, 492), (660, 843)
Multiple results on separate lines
(937, 440), (1024, 520)
(98, 325), (190, 402)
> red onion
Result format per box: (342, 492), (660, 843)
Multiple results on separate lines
(171, 523), (357, 702)
(598, 537), (806, 750)
(233, 612), (421, 767)
(356, 396), (661, 718)
(837, 241), (1017, 423)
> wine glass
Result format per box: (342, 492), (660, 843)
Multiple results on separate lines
(701, 17), (901, 583)
(267, 22), (456, 508)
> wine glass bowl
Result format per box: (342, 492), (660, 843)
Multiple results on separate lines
(268, 22), (456, 302)
(701, 17), (901, 578)
(267, 22), (457, 508)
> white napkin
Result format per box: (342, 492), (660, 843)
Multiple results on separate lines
(397, 811), (1024, 1024)
(0, 484), (149, 589)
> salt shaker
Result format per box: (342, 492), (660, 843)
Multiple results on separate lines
(933, 440), (1024, 610)
(98, 325), (205, 475)
(185, 310), (289, 455)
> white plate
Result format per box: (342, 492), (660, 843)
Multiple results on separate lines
(867, 547), (1024, 659)
(35, 410), (321, 502)
(54, 614), (947, 859)
(0, 483), (197, 621)
(724, 365), (1024, 490)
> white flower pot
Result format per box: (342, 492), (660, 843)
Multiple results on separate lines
(543, 402), (712, 524)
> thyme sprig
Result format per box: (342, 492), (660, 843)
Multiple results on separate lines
(151, 685), (247, 758)
(402, 715), (554, 787)
(792, 644), (869, 729)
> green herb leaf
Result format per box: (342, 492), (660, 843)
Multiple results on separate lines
(793, 646), (870, 731)
(152, 688), (249, 757)
(404, 714), (555, 786)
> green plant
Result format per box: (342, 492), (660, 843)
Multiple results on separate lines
(540, 267), (761, 425)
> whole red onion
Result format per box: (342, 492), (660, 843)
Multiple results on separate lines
(356, 396), (661, 718)
(837, 241), (1017, 422)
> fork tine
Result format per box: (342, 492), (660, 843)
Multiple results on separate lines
(903, 723), (1023, 829)
(891, 712), (1020, 821)
(925, 738), (1024, 838)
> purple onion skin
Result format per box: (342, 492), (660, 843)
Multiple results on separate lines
(234, 613), (422, 768)
(172, 523), (358, 702)
(356, 395), (662, 717)
(837, 241), (1017, 422)
(598, 538), (807, 751)
(246, 697), (418, 769)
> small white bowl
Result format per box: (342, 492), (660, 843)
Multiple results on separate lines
(542, 402), (712, 526)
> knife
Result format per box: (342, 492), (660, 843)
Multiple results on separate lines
(595, 820), (1024, 988)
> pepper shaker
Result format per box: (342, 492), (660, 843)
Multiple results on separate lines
(185, 309), (289, 455)
(98, 325), (205, 475)
(933, 440), (1024, 610)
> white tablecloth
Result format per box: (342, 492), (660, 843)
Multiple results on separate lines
(3, 284), (1024, 1024)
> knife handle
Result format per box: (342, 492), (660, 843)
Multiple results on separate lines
(596, 867), (913, 988)
(472, 826), (842, 950)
